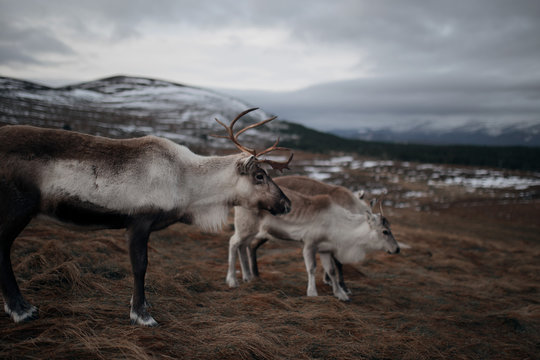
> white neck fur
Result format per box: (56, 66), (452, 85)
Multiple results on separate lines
(182, 153), (245, 232)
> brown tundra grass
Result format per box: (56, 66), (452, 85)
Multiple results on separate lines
(1, 183), (539, 359)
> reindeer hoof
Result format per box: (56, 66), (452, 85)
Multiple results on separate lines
(130, 309), (158, 327)
(4, 303), (39, 323)
(226, 276), (239, 288)
(335, 293), (350, 302)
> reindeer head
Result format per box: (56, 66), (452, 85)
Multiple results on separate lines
(213, 108), (293, 215)
(365, 199), (399, 254)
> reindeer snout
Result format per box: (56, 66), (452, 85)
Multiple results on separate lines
(388, 246), (400, 255)
(267, 196), (291, 216)
(280, 197), (291, 215)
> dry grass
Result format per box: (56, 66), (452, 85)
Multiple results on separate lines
(1, 190), (539, 359)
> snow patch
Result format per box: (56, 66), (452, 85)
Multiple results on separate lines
(438, 176), (540, 190)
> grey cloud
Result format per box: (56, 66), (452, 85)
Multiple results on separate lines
(3, 0), (540, 76)
(0, 0), (245, 41)
(0, 46), (40, 65)
(0, 22), (75, 66)
(274, 0), (540, 79)
(224, 74), (540, 130)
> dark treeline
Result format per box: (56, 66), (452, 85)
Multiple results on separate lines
(281, 122), (540, 172)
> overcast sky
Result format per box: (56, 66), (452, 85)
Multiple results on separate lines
(1, 0), (540, 131)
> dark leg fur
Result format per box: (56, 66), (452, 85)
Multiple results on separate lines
(334, 258), (351, 295)
(0, 180), (40, 322)
(248, 237), (268, 277)
(324, 257), (351, 295)
(126, 219), (157, 326)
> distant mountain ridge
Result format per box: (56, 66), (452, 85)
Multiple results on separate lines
(2, 75), (540, 171)
(0, 75), (293, 152)
(331, 126), (540, 147)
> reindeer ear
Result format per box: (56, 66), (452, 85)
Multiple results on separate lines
(370, 198), (377, 209)
(358, 190), (365, 200)
(236, 156), (257, 175)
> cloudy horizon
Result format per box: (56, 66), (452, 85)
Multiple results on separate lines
(1, 0), (540, 134)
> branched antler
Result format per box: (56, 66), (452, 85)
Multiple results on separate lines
(258, 153), (294, 172)
(212, 108), (294, 172)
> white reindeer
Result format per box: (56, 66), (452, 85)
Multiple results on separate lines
(0, 108), (292, 326)
(227, 184), (399, 301)
(249, 175), (372, 294)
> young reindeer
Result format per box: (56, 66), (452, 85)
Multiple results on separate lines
(251, 176), (371, 294)
(0, 108), (292, 326)
(227, 185), (399, 301)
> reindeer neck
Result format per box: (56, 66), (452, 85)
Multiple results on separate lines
(283, 189), (332, 221)
(186, 153), (242, 197)
(267, 191), (336, 241)
(352, 218), (372, 240)
(179, 153), (244, 231)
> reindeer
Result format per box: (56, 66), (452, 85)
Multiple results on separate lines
(251, 176), (371, 294)
(0, 108), (292, 326)
(274, 176), (371, 213)
(227, 183), (399, 301)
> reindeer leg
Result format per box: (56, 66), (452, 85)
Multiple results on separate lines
(0, 182), (39, 323)
(333, 256), (351, 295)
(1, 217), (38, 323)
(302, 245), (318, 297)
(126, 219), (157, 327)
(323, 257), (351, 295)
(227, 233), (242, 287)
(237, 242), (253, 283)
(248, 237), (268, 278)
(320, 253), (350, 301)
(323, 258), (336, 285)
(323, 272), (331, 286)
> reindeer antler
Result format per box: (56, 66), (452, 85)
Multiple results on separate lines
(258, 153), (294, 172)
(212, 108), (293, 172)
(212, 108), (260, 156)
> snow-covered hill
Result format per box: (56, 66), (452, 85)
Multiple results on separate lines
(3, 75), (539, 149)
(0, 75), (294, 152)
(330, 125), (540, 147)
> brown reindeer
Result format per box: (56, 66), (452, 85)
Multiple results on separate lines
(0, 108), (292, 326)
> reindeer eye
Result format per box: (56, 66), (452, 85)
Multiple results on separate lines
(382, 230), (390, 236)
(255, 173), (265, 181)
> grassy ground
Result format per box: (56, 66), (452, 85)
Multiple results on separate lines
(1, 167), (539, 359)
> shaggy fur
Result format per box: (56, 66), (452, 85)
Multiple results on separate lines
(0, 125), (290, 326)
(227, 186), (399, 301)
